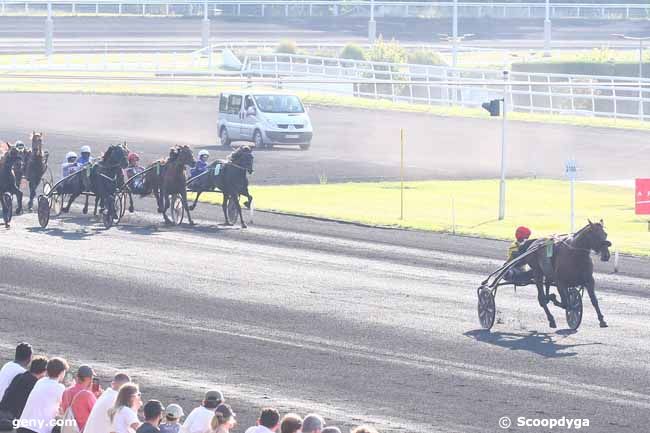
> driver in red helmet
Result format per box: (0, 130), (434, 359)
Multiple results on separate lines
(505, 226), (533, 283)
(125, 152), (145, 193)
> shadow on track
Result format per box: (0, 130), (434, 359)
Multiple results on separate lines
(464, 329), (602, 358)
(27, 226), (94, 241)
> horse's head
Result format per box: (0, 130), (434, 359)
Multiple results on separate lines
(177, 145), (196, 168)
(31, 131), (43, 153)
(231, 145), (254, 174)
(586, 219), (611, 262)
(104, 144), (128, 169)
(1, 144), (20, 167)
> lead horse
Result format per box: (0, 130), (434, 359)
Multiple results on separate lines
(0, 144), (23, 226)
(524, 220), (611, 329)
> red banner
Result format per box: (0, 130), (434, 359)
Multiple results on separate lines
(636, 178), (650, 215)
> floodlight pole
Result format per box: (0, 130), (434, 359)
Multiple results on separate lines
(498, 70), (509, 221)
(368, 0), (376, 43)
(452, 0), (458, 67)
(201, 0), (210, 49)
(544, 0), (551, 56)
(45, 2), (53, 56)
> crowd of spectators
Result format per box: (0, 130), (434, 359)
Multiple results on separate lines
(0, 343), (379, 433)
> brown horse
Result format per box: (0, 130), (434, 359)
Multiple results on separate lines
(24, 132), (49, 210)
(525, 220), (611, 329)
(0, 143), (23, 224)
(142, 145), (195, 225)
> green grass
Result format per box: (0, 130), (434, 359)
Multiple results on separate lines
(195, 179), (649, 256)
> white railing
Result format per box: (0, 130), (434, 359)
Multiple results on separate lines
(1, 0), (649, 20)
(242, 53), (650, 120)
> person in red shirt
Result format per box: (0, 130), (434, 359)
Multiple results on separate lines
(61, 365), (98, 432)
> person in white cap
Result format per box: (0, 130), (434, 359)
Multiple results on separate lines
(190, 150), (210, 178)
(160, 404), (184, 433)
(78, 145), (93, 166)
(181, 390), (223, 433)
(61, 152), (79, 178)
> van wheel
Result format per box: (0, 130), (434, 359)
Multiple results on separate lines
(299, 142), (311, 150)
(220, 127), (231, 148)
(253, 130), (267, 149)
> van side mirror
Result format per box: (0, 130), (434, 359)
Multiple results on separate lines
(246, 106), (257, 116)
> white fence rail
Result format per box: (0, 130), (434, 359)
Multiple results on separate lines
(242, 53), (650, 120)
(1, 0), (650, 20)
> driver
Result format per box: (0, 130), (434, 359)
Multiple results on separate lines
(504, 226), (533, 284)
(61, 152), (80, 178)
(190, 149), (210, 178)
(78, 145), (93, 166)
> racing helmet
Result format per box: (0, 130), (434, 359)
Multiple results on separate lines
(128, 152), (140, 163)
(80, 145), (91, 154)
(515, 226), (532, 242)
(198, 149), (209, 159)
(14, 140), (25, 151)
(65, 151), (78, 161)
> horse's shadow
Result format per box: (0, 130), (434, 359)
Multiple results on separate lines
(27, 225), (95, 240)
(464, 329), (602, 358)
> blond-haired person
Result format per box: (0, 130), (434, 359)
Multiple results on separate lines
(109, 383), (142, 433)
(210, 403), (236, 433)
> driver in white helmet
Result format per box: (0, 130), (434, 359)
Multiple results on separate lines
(78, 145), (93, 166)
(14, 140), (26, 153)
(190, 149), (210, 178)
(61, 152), (80, 178)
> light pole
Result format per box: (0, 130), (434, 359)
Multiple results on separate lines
(45, 2), (53, 56)
(368, 0), (376, 44)
(612, 34), (650, 119)
(439, 33), (473, 104)
(201, 0), (210, 50)
(499, 70), (509, 220)
(544, 0), (551, 56)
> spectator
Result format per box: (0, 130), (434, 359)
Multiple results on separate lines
(279, 414), (301, 433)
(136, 400), (164, 433)
(17, 357), (69, 433)
(244, 408), (280, 433)
(181, 390), (223, 433)
(84, 373), (131, 433)
(0, 343), (33, 399)
(109, 383), (142, 433)
(0, 356), (47, 419)
(350, 427), (378, 433)
(210, 403), (236, 433)
(302, 414), (325, 433)
(61, 365), (98, 432)
(160, 404), (184, 433)
(321, 428), (341, 433)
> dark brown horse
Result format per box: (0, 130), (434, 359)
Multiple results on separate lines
(142, 145), (195, 225)
(525, 220), (611, 329)
(0, 143), (23, 224)
(187, 145), (254, 228)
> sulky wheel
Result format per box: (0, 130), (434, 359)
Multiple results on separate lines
(37, 195), (50, 228)
(2, 193), (12, 226)
(565, 287), (583, 331)
(42, 181), (52, 196)
(170, 194), (184, 226)
(477, 286), (496, 330)
(113, 193), (126, 225)
(52, 193), (65, 216)
(227, 196), (240, 223)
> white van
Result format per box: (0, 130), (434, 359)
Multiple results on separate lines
(218, 92), (313, 150)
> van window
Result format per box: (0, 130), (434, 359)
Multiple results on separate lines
(228, 95), (242, 114)
(244, 95), (255, 110)
(253, 95), (304, 113)
(219, 94), (228, 112)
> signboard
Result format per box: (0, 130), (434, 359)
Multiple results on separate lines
(635, 178), (650, 215)
(565, 159), (577, 180)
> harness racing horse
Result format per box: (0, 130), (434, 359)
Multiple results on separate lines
(62, 145), (129, 222)
(142, 145), (196, 225)
(525, 220), (611, 329)
(0, 144), (23, 225)
(188, 145), (254, 228)
(24, 132), (49, 210)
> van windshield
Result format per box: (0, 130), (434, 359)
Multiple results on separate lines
(253, 95), (304, 113)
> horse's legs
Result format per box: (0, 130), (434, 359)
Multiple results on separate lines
(82, 194), (89, 214)
(181, 190), (194, 225)
(242, 183), (253, 209)
(222, 193), (232, 225)
(63, 191), (80, 212)
(93, 195), (100, 216)
(154, 186), (163, 213)
(535, 274), (557, 328)
(161, 190), (172, 224)
(127, 191), (134, 213)
(585, 277), (607, 328)
(189, 191), (202, 211)
(12, 185), (23, 215)
(236, 196), (247, 228)
(28, 180), (38, 210)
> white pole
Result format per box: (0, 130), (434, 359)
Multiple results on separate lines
(570, 174), (575, 233)
(201, 0), (210, 49)
(614, 249), (619, 273)
(452, 0), (458, 68)
(544, 0), (551, 56)
(45, 2), (53, 56)
(368, 0), (376, 43)
(498, 71), (508, 220)
(639, 39), (644, 119)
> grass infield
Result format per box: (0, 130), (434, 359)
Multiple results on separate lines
(193, 179), (648, 256)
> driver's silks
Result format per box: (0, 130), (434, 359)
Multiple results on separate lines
(214, 164), (221, 176)
(86, 165), (91, 178)
(156, 164), (160, 176)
